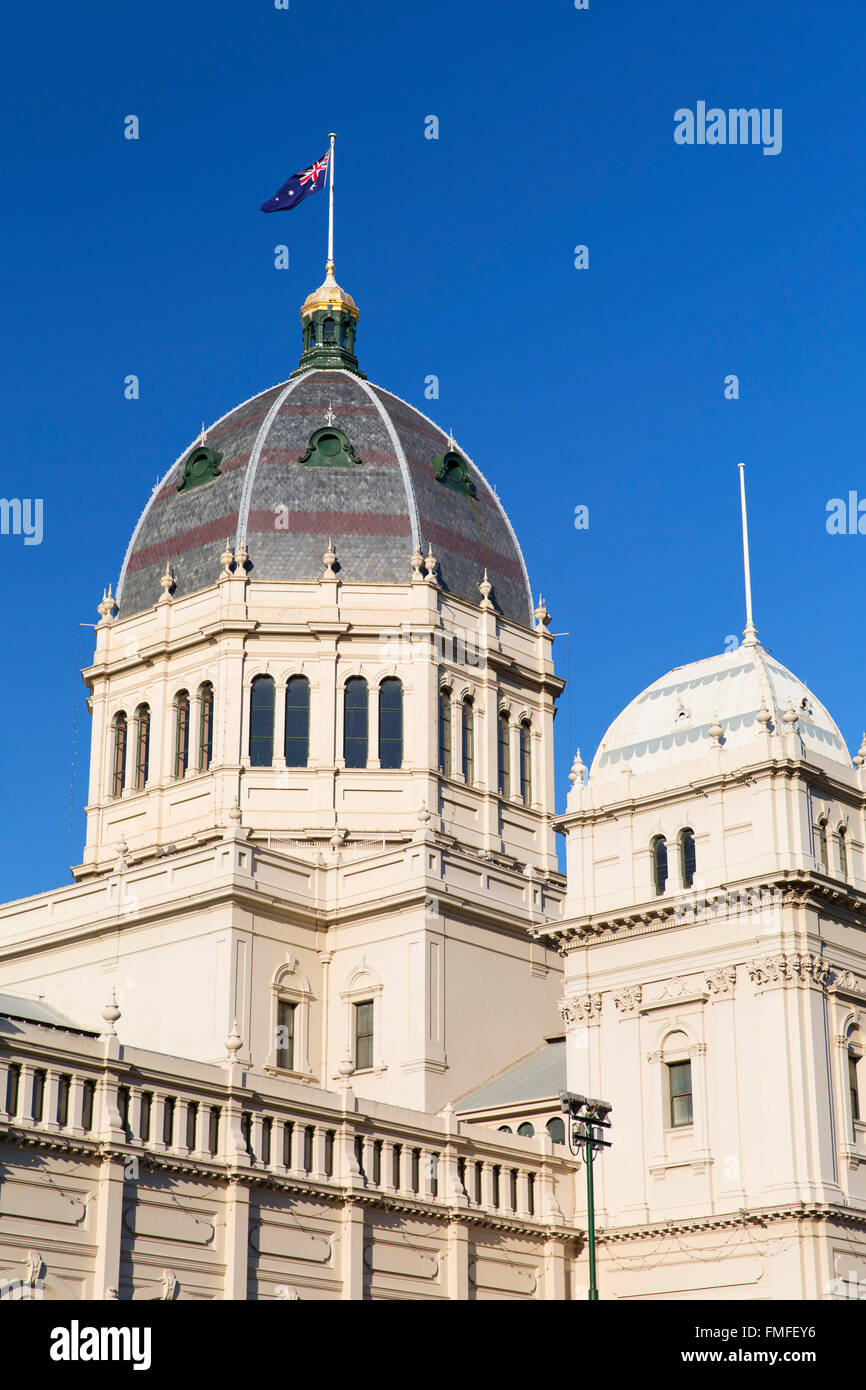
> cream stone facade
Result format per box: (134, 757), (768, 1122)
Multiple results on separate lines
(2, 261), (864, 1301)
(545, 634), (866, 1300)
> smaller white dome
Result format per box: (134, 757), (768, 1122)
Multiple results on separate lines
(590, 643), (850, 784)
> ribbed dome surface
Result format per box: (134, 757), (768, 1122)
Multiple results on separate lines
(590, 644), (851, 783)
(117, 369), (532, 624)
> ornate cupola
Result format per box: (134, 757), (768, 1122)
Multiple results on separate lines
(292, 260), (365, 378)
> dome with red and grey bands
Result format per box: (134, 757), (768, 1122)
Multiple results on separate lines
(117, 369), (532, 626)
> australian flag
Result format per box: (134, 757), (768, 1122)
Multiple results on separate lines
(260, 151), (330, 213)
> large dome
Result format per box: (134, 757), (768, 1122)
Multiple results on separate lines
(590, 642), (851, 784)
(117, 368), (532, 625)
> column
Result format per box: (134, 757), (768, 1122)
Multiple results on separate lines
(340, 1203), (365, 1300)
(273, 681), (287, 769)
(223, 1181), (250, 1300)
(93, 1157), (126, 1299)
(446, 1222), (470, 1301)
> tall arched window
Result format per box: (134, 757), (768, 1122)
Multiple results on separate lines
(174, 692), (190, 779)
(134, 705), (150, 791)
(497, 711), (510, 797)
(285, 676), (310, 767)
(462, 697), (474, 784)
(816, 818), (829, 873)
(344, 678), (368, 768)
(112, 712), (128, 798)
(679, 827), (696, 888)
(322, 316), (335, 343)
(249, 676), (275, 767)
(519, 721), (532, 805)
(652, 836), (668, 895)
(438, 688), (452, 775)
(198, 683), (214, 773)
(379, 678), (403, 769)
(838, 825), (849, 881)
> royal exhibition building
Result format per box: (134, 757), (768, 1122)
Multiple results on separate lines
(1, 250), (865, 1305)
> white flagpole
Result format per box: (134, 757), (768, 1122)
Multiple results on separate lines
(738, 462), (757, 645)
(326, 132), (336, 278)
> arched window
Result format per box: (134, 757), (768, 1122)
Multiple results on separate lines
(519, 721), (532, 805)
(517, 1121), (535, 1138)
(344, 678), (368, 768)
(816, 818), (829, 873)
(198, 683), (214, 773)
(379, 678), (403, 769)
(663, 1030), (693, 1128)
(438, 688), (452, 775)
(112, 712), (128, 797)
(652, 836), (668, 895)
(249, 676), (275, 767)
(322, 316), (335, 343)
(174, 692), (190, 779)
(134, 705), (150, 791)
(497, 1125), (513, 1134)
(838, 825), (849, 881)
(498, 710), (510, 797)
(462, 697), (474, 784)
(679, 827), (696, 888)
(546, 1116), (565, 1145)
(849, 1050), (861, 1132)
(285, 676), (310, 767)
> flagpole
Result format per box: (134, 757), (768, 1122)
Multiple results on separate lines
(738, 461), (758, 645)
(327, 132), (336, 277)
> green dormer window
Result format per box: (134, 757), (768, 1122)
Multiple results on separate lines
(432, 450), (476, 497)
(299, 426), (360, 468)
(177, 445), (223, 493)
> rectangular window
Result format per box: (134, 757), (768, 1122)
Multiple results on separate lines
(850, 1053), (861, 1129)
(461, 700), (474, 783)
(439, 690), (452, 775)
(497, 713), (510, 797)
(354, 999), (374, 1071)
(668, 1060), (693, 1128)
(276, 1000), (297, 1071)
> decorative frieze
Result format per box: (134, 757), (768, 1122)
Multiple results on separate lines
(746, 953), (830, 988)
(558, 993), (603, 1027)
(704, 966), (737, 996)
(613, 985), (643, 1016)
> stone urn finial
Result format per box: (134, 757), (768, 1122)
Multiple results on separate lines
(226, 1019), (242, 1061)
(101, 988), (121, 1037)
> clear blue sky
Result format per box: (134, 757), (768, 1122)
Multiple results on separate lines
(2, 0), (864, 901)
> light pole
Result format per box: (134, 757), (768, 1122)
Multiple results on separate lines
(560, 1091), (613, 1301)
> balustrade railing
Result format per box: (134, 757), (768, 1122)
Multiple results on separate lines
(0, 1025), (576, 1228)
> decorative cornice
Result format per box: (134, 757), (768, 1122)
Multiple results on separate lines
(596, 1201), (866, 1246)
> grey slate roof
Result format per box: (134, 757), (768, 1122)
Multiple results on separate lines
(0, 993), (97, 1035)
(454, 1038), (566, 1112)
(117, 370), (533, 626)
